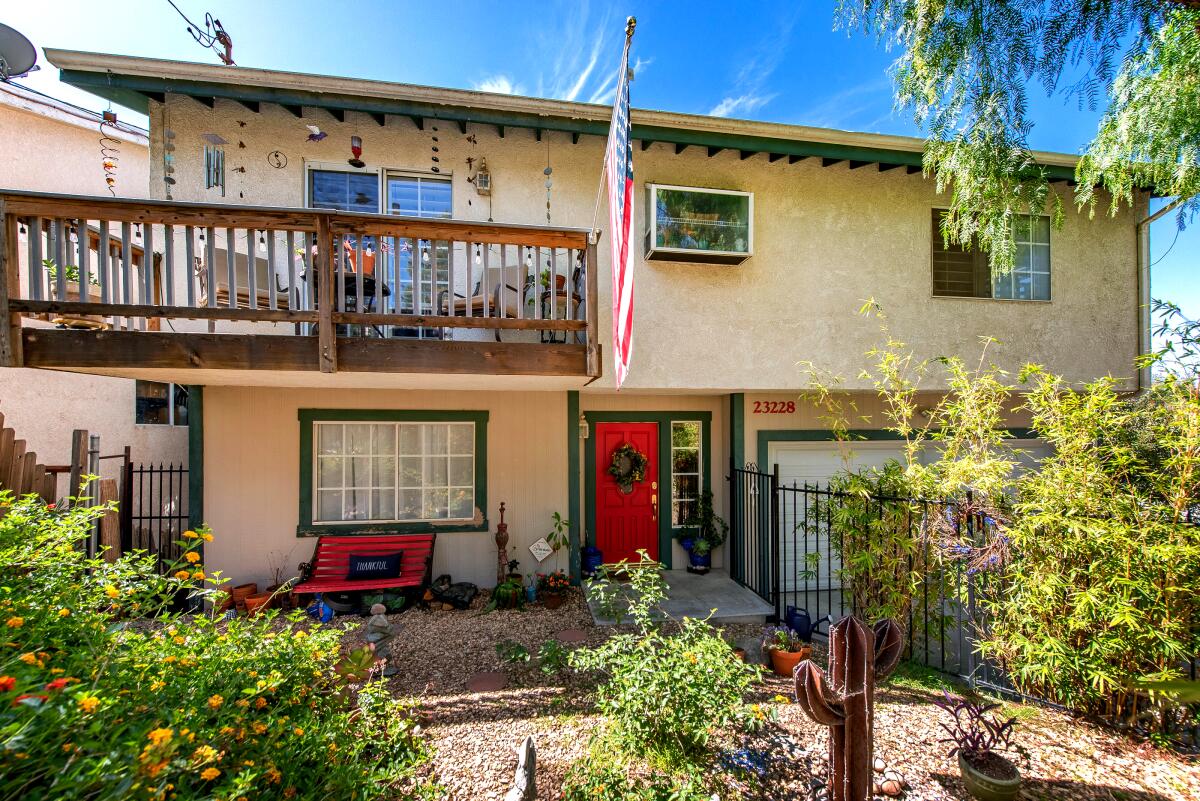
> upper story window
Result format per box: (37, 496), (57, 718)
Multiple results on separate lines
(931, 210), (1051, 301)
(387, 174), (452, 218)
(308, 169), (379, 213)
(135, 381), (188, 426)
(645, 184), (753, 265)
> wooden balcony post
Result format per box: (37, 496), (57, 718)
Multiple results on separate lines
(316, 214), (337, 373)
(0, 201), (22, 367)
(585, 235), (601, 377)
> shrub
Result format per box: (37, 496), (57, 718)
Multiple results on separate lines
(0, 491), (431, 801)
(982, 370), (1200, 719)
(570, 552), (763, 760)
(561, 738), (714, 801)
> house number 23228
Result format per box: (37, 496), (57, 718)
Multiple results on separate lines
(752, 401), (795, 414)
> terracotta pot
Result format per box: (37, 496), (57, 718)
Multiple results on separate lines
(958, 753), (1021, 801)
(243, 592), (273, 617)
(542, 592), (564, 610)
(213, 592), (234, 614)
(768, 645), (812, 677)
(49, 282), (108, 329)
(230, 583), (258, 612)
(732, 647), (747, 662)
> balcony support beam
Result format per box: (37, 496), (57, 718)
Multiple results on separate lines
(20, 329), (590, 377)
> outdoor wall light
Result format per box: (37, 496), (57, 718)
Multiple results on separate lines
(474, 158), (491, 195)
(579, 414), (589, 439)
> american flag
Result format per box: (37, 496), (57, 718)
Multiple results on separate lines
(605, 21), (636, 389)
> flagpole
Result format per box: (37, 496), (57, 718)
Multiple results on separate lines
(589, 16), (636, 245)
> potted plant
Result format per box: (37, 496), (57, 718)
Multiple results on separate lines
(761, 625), (813, 677)
(45, 258), (106, 328)
(488, 577), (525, 610)
(933, 692), (1025, 801)
(536, 570), (570, 609)
(506, 559), (522, 582)
(677, 489), (727, 575)
(546, 511), (570, 573)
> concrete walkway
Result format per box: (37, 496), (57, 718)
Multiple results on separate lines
(585, 568), (773, 626)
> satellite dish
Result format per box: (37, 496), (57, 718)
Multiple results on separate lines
(0, 23), (38, 80)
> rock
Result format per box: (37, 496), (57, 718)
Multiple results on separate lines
(503, 735), (535, 801)
(874, 757), (886, 772)
(881, 779), (903, 797)
(442, 603), (455, 611)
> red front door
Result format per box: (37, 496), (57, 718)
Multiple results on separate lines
(595, 422), (659, 564)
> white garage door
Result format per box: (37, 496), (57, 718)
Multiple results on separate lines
(769, 440), (907, 489)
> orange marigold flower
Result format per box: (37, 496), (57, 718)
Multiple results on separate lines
(104, 586), (120, 599)
(254, 697), (267, 709)
(77, 695), (100, 713)
(192, 571), (205, 581)
(201, 532), (214, 542)
(251, 722), (267, 735)
(5, 617), (23, 628)
(293, 727), (304, 736)
(147, 727), (173, 747)
(265, 767), (281, 784)
(200, 767), (220, 781)
(207, 694), (224, 710)
(58, 608), (70, 617)
(174, 570), (191, 581)
(192, 745), (218, 762)
(183, 552), (200, 564)
(18, 652), (37, 666)
(183, 530), (198, 539)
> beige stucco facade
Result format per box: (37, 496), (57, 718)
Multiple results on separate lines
(146, 94), (1143, 394)
(0, 84), (186, 489)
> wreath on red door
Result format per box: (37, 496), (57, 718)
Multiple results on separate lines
(608, 442), (649, 495)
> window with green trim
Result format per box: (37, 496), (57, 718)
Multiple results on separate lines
(670, 421), (702, 526)
(313, 421), (475, 523)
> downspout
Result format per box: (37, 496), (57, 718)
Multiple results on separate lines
(1135, 197), (1187, 393)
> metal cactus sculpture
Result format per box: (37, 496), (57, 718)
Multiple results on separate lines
(794, 616), (904, 801)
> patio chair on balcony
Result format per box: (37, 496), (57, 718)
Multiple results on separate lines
(437, 265), (528, 342)
(195, 254), (294, 310)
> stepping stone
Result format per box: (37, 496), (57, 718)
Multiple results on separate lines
(466, 671), (508, 693)
(555, 628), (587, 644)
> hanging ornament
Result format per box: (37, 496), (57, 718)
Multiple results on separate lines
(99, 109), (120, 197)
(348, 135), (364, 168)
(267, 150), (287, 169)
(544, 136), (553, 224)
(306, 124), (327, 142)
(429, 123), (440, 173)
(166, 2), (235, 65)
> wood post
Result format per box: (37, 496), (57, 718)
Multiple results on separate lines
(67, 429), (89, 501)
(316, 216), (336, 373)
(0, 200), (22, 367)
(98, 479), (120, 561)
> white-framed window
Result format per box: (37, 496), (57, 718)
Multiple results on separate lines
(307, 167), (381, 213)
(931, 210), (1051, 301)
(313, 421), (475, 523)
(670, 421), (702, 526)
(386, 173), (452, 218)
(135, 381), (188, 426)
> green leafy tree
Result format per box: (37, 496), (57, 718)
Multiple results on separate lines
(837, 1), (1200, 270)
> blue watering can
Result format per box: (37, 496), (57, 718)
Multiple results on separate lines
(785, 606), (831, 642)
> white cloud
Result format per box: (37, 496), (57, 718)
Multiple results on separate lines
(709, 93), (776, 118)
(473, 75), (525, 96)
(794, 80), (892, 130)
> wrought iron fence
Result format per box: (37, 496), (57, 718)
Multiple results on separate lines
(727, 458), (1200, 745)
(120, 462), (189, 572)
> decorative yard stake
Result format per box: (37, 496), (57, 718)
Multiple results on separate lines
(794, 617), (903, 801)
(495, 502), (510, 585)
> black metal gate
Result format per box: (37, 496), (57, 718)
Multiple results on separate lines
(120, 462), (189, 571)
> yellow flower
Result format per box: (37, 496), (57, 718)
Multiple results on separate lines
(192, 571), (205, 581)
(150, 680), (165, 691)
(200, 767), (220, 781)
(147, 728), (174, 747)
(174, 570), (191, 581)
(77, 696), (100, 713)
(293, 727), (304, 737)
(183, 530), (198, 539)
(58, 608), (70, 617)
(104, 585), (120, 599)
(265, 767), (281, 784)
(192, 745), (218, 762)
(255, 697), (267, 709)
(201, 532), (213, 542)
(773, 694), (791, 704)
(252, 722), (267, 735)
(293, 630), (308, 640)
(162, 655), (177, 664)
(173, 635), (186, 645)
(183, 552), (200, 564)
(235, 698), (249, 709)
(207, 694), (224, 710)
(18, 652), (37, 666)
(5, 617), (23, 628)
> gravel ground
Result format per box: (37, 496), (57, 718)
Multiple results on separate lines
(334, 592), (1199, 801)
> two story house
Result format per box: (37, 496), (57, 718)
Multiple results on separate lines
(0, 49), (1144, 595)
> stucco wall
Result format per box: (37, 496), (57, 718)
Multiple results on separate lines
(150, 95), (1142, 392)
(203, 386), (570, 589)
(0, 89), (186, 487)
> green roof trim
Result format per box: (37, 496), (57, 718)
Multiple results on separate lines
(59, 66), (1078, 180)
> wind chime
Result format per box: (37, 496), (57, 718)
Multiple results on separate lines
(98, 110), (120, 196)
(162, 104), (177, 200)
(544, 136), (553, 224)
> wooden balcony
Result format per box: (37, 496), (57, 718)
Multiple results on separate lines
(0, 191), (600, 386)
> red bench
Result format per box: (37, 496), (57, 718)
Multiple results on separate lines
(292, 534), (436, 595)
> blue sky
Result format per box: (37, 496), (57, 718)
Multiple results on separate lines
(4, 0), (1195, 326)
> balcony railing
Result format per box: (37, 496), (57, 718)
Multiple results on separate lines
(0, 191), (600, 378)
